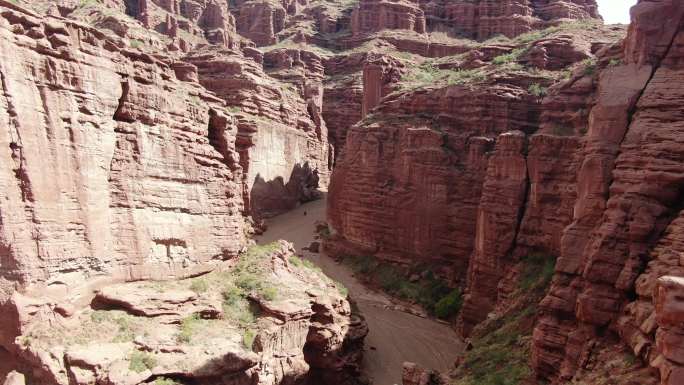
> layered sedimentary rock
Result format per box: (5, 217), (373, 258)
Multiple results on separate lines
(328, 79), (542, 282)
(420, 0), (600, 40)
(0, 2), (247, 293)
(0, 1), (346, 382)
(350, 0), (426, 38)
(231, 0), (286, 46)
(3, 241), (366, 385)
(186, 47), (330, 218)
(329, 1), (684, 384)
(533, 2), (684, 383)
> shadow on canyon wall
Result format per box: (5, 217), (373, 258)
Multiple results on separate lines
(250, 162), (322, 219)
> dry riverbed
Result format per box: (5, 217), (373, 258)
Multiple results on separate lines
(256, 197), (463, 385)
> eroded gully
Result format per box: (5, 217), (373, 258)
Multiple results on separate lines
(256, 197), (463, 385)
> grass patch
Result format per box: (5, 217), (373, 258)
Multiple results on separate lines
(129, 350), (156, 373)
(452, 252), (558, 385)
(528, 83), (547, 98)
(242, 329), (256, 350)
(435, 289), (463, 319)
(130, 39), (143, 49)
(177, 314), (202, 344)
(190, 278), (209, 293)
(492, 48), (526, 65)
(341, 255), (459, 318)
(519, 253), (556, 291)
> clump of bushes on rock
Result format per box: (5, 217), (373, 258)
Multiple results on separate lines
(451, 253), (557, 385)
(340, 255), (462, 319)
(129, 350), (157, 373)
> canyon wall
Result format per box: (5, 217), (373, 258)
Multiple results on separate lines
(348, 0), (600, 42)
(328, 0), (684, 384)
(0, 0), (339, 382)
(0, 1), (247, 292)
(2, 0), (684, 384)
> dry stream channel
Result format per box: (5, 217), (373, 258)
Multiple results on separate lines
(257, 197), (463, 385)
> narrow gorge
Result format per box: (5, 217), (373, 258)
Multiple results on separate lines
(0, 1), (682, 385)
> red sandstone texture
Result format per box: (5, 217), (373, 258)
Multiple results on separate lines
(1, 0), (684, 384)
(0, 0), (341, 382)
(348, 0), (599, 42)
(328, 1), (684, 384)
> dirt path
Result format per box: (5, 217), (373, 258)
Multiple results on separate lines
(256, 198), (463, 385)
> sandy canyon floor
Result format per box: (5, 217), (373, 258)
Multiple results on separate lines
(257, 197), (463, 385)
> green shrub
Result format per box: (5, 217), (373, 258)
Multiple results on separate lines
(434, 289), (463, 319)
(492, 48), (526, 65)
(528, 83), (547, 98)
(581, 58), (597, 76)
(243, 329), (256, 349)
(519, 253), (556, 292)
(177, 314), (202, 344)
(236, 273), (261, 292)
(130, 39), (143, 49)
(112, 314), (135, 343)
(454, 310), (532, 385)
(222, 285), (243, 305)
(129, 351), (156, 373)
(259, 286), (278, 301)
(290, 255), (319, 271)
(341, 255), (454, 315)
(190, 279), (209, 293)
(221, 286), (258, 326)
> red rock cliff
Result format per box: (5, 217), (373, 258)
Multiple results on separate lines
(328, 1), (684, 384)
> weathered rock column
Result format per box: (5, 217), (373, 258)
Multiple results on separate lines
(653, 276), (684, 385)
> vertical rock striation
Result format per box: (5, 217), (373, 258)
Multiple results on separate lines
(328, 1), (684, 384)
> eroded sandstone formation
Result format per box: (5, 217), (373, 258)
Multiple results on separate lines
(0, 0), (342, 382)
(328, 1), (684, 384)
(2, 0), (684, 384)
(3, 241), (366, 385)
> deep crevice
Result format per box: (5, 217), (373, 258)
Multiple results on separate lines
(113, 80), (135, 123)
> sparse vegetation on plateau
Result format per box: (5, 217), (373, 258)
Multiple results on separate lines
(129, 350), (157, 373)
(492, 48), (527, 65)
(190, 278), (209, 293)
(400, 62), (487, 90)
(177, 314), (203, 343)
